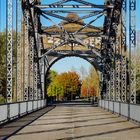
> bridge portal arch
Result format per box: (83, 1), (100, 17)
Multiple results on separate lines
(44, 54), (101, 100)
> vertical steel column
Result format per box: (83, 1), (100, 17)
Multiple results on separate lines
(110, 68), (115, 101)
(39, 57), (45, 99)
(29, 11), (34, 101)
(22, 0), (29, 101)
(115, 58), (121, 101)
(34, 63), (38, 100)
(43, 57), (45, 99)
(115, 23), (121, 102)
(34, 4), (43, 100)
(22, 0), (38, 101)
(121, 56), (127, 102)
(29, 33), (34, 100)
(121, 0), (127, 102)
(38, 42), (44, 99)
(22, 0), (43, 100)
(106, 80), (111, 100)
(6, 0), (13, 103)
(17, 0), (23, 101)
(129, 0), (136, 104)
(21, 18), (25, 101)
(34, 7), (39, 100)
(109, 0), (123, 102)
(101, 0), (114, 99)
(40, 58), (45, 99)
(136, 31), (140, 104)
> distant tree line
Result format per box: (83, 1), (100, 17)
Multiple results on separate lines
(46, 67), (99, 103)
(46, 71), (81, 101)
(80, 67), (99, 99)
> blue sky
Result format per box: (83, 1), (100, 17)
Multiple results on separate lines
(50, 57), (92, 75)
(0, 0), (140, 75)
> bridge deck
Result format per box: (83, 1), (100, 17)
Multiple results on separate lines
(1, 103), (140, 140)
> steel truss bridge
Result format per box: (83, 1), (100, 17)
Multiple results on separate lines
(0, 0), (140, 125)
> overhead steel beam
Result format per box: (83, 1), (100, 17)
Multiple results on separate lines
(40, 32), (103, 37)
(51, 0), (72, 6)
(48, 0), (113, 9)
(41, 11), (102, 31)
(72, 0), (99, 6)
(42, 10), (103, 20)
(41, 10), (103, 14)
(35, 5), (111, 9)
(46, 50), (98, 58)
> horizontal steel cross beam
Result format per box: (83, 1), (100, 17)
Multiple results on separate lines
(35, 5), (113, 9)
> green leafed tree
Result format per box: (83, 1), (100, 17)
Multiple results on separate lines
(46, 71), (81, 101)
(80, 66), (99, 98)
(0, 32), (6, 102)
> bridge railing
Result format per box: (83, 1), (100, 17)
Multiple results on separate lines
(0, 99), (47, 125)
(99, 100), (140, 123)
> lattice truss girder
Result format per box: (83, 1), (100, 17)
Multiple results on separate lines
(22, 6), (29, 101)
(21, 0), (43, 100)
(106, 80), (110, 100)
(31, 0), (118, 100)
(129, 0), (136, 104)
(17, 0), (23, 101)
(34, 7), (44, 99)
(101, 0), (123, 99)
(110, 68), (115, 101)
(121, 0), (127, 102)
(121, 56), (127, 102)
(115, 58), (121, 101)
(34, 0), (109, 62)
(33, 13), (38, 100)
(34, 0), (126, 101)
(6, 0), (13, 103)
(20, 0), (136, 103)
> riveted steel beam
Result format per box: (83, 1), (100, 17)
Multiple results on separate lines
(35, 5), (110, 9)
(129, 0), (136, 104)
(22, 0), (42, 101)
(101, 0), (123, 99)
(17, 0), (23, 102)
(6, 0), (13, 103)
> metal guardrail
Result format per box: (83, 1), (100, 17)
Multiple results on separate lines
(99, 100), (140, 123)
(0, 99), (47, 125)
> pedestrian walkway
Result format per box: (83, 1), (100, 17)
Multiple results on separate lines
(8, 103), (140, 140)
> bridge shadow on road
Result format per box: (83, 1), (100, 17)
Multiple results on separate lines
(0, 102), (140, 140)
(0, 106), (55, 140)
(12, 120), (129, 135)
(55, 126), (140, 140)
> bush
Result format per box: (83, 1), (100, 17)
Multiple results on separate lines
(0, 95), (6, 104)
